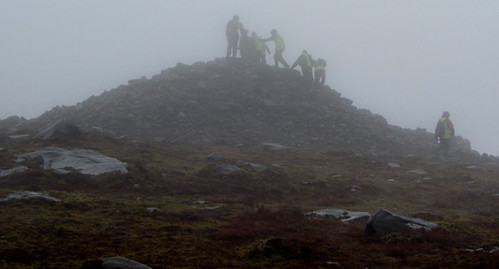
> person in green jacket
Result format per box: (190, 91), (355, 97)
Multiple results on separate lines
(262, 29), (289, 68)
(434, 111), (455, 156)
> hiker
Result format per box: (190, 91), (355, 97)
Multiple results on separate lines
(251, 32), (269, 64)
(314, 58), (327, 87)
(291, 50), (314, 88)
(226, 15), (244, 58)
(434, 111), (455, 156)
(261, 29), (290, 68)
(239, 29), (252, 60)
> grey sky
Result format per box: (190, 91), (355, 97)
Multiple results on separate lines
(1, 1), (498, 155)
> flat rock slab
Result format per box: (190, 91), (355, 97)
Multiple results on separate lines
(307, 209), (371, 222)
(365, 208), (437, 236)
(0, 191), (60, 203)
(17, 147), (127, 175)
(81, 256), (152, 269)
(102, 257), (152, 269)
(262, 142), (291, 151)
(0, 166), (28, 178)
(406, 169), (429, 176)
(213, 165), (246, 176)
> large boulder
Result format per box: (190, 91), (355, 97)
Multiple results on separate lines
(34, 118), (81, 140)
(17, 147), (127, 175)
(365, 208), (437, 236)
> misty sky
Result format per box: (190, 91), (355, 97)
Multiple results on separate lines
(1, 1), (498, 155)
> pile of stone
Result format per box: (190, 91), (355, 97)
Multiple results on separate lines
(6, 58), (477, 157)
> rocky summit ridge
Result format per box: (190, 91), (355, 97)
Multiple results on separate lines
(3, 58), (475, 157)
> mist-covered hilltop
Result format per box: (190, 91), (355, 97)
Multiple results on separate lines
(4, 58), (475, 157)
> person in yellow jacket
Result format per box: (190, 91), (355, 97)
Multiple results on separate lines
(251, 32), (269, 64)
(434, 111), (455, 156)
(262, 29), (290, 68)
(314, 58), (327, 87)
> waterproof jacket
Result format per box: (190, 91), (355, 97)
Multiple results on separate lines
(291, 52), (313, 69)
(315, 58), (327, 71)
(435, 117), (455, 139)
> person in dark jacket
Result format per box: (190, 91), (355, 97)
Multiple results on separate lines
(226, 15), (244, 58)
(291, 50), (314, 87)
(434, 111), (455, 156)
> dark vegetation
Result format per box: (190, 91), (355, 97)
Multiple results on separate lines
(0, 132), (498, 268)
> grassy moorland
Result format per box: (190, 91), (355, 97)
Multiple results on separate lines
(0, 132), (498, 268)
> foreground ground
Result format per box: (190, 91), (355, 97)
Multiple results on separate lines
(0, 133), (498, 268)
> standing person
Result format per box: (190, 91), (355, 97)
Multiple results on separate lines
(239, 29), (252, 60)
(314, 58), (327, 87)
(291, 50), (314, 87)
(251, 32), (267, 64)
(434, 111), (455, 156)
(226, 15), (244, 58)
(262, 29), (289, 68)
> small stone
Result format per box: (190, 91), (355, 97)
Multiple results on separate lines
(387, 162), (401, 168)
(407, 169), (429, 176)
(146, 207), (160, 213)
(207, 152), (224, 161)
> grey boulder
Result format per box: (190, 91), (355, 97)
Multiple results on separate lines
(17, 147), (127, 175)
(213, 165), (246, 176)
(34, 118), (81, 140)
(365, 208), (437, 236)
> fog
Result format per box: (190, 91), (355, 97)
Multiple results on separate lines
(1, 1), (498, 155)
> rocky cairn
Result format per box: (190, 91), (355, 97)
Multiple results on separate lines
(4, 58), (474, 156)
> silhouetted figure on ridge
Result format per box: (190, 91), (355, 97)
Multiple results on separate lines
(314, 58), (327, 88)
(226, 15), (244, 58)
(239, 29), (252, 60)
(291, 50), (314, 88)
(261, 29), (289, 68)
(434, 111), (455, 157)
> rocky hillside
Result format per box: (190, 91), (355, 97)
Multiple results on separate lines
(6, 58), (473, 156)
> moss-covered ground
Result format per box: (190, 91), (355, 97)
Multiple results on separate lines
(0, 132), (498, 268)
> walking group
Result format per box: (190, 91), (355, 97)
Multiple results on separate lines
(227, 15), (460, 158)
(226, 15), (327, 89)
